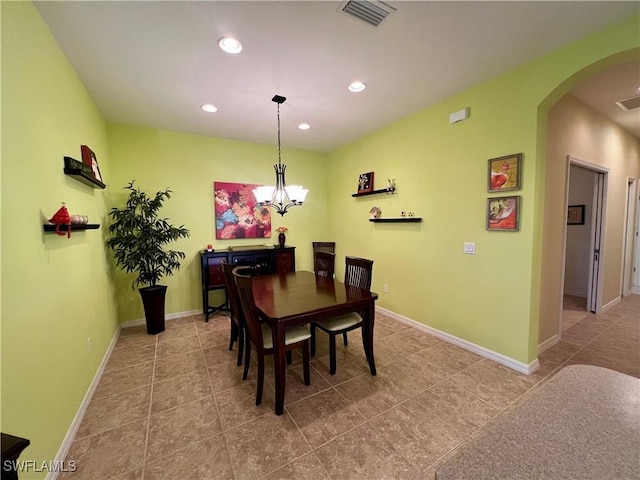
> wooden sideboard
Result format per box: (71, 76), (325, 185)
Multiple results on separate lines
(200, 246), (296, 320)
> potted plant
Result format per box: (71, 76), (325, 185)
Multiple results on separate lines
(105, 181), (190, 334)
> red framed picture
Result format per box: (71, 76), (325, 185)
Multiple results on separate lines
(357, 172), (374, 194)
(486, 196), (520, 231)
(81, 145), (102, 182)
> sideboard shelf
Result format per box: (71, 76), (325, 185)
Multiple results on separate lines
(352, 187), (395, 197)
(43, 224), (100, 233)
(369, 218), (422, 223)
(63, 157), (106, 189)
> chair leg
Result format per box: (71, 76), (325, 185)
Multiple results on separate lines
(302, 342), (310, 386)
(310, 323), (317, 356)
(256, 354), (264, 405)
(236, 327), (245, 367)
(243, 338), (251, 381)
(329, 333), (337, 375)
(229, 321), (238, 351)
(286, 350), (292, 365)
(342, 331), (348, 347)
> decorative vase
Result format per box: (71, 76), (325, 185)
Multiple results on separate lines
(278, 232), (286, 248)
(139, 285), (168, 334)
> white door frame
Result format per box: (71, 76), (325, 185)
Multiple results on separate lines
(560, 156), (609, 328)
(621, 177), (638, 297)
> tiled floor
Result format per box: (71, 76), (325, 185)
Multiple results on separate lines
(60, 294), (639, 480)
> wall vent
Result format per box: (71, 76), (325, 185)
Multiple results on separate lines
(615, 95), (640, 111)
(338, 1), (397, 28)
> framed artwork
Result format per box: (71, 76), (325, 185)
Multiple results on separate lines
(567, 205), (585, 225)
(81, 145), (102, 182)
(357, 172), (374, 193)
(487, 196), (520, 231)
(487, 153), (522, 192)
(214, 182), (272, 239)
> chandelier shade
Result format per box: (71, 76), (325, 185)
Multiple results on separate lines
(253, 95), (308, 217)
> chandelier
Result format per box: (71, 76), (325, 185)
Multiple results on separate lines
(253, 95), (308, 216)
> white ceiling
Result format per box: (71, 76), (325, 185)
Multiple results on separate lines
(34, 1), (639, 153)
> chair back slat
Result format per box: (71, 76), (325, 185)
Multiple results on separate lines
(312, 241), (336, 254)
(344, 256), (373, 291)
(314, 251), (336, 278)
(222, 263), (244, 326)
(233, 267), (264, 349)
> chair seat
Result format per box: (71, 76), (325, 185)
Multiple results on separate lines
(261, 324), (311, 350)
(316, 312), (362, 332)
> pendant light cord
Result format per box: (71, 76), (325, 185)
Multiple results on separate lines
(277, 103), (282, 166)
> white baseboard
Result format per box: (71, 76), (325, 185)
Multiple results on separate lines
(47, 328), (121, 480)
(601, 296), (621, 312)
(376, 306), (539, 375)
(563, 290), (586, 298)
(537, 334), (560, 354)
(120, 308), (203, 329)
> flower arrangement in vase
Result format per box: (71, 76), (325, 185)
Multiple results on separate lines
(276, 226), (288, 248)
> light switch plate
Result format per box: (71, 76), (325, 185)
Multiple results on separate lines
(463, 242), (475, 254)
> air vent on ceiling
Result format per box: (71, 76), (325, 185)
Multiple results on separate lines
(615, 95), (640, 111)
(338, 0), (397, 28)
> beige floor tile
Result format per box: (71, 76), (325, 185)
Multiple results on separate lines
(214, 380), (276, 430)
(225, 413), (311, 479)
(154, 349), (206, 382)
(447, 363), (528, 410)
(143, 434), (234, 480)
(260, 452), (332, 480)
(412, 381), (500, 435)
(105, 343), (156, 373)
(287, 388), (366, 448)
(314, 419), (416, 480)
(156, 335), (201, 357)
(151, 370), (213, 414)
(408, 342), (481, 377)
(367, 399), (467, 473)
(63, 419), (147, 479)
(93, 362), (154, 400)
(336, 371), (408, 419)
(146, 396), (221, 464)
(76, 385), (151, 439)
(65, 295), (639, 479)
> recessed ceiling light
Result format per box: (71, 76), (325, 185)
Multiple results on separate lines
(349, 81), (367, 93)
(217, 36), (242, 54)
(201, 104), (218, 113)
(298, 123), (310, 130)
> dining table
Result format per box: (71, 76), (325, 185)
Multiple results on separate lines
(251, 270), (379, 415)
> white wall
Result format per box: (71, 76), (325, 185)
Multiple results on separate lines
(564, 165), (596, 296)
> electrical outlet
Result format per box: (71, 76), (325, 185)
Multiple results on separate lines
(87, 337), (93, 350)
(383, 284), (389, 293)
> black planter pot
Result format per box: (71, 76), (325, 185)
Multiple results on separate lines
(139, 285), (168, 334)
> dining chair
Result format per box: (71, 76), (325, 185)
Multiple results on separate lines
(311, 256), (374, 375)
(222, 263), (249, 368)
(233, 267), (311, 405)
(312, 242), (336, 271)
(314, 251), (336, 278)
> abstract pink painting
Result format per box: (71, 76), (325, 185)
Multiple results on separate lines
(214, 182), (272, 239)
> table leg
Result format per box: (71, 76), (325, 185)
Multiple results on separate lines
(362, 301), (377, 375)
(272, 323), (287, 415)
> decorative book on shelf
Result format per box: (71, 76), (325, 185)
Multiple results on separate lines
(63, 156), (106, 189)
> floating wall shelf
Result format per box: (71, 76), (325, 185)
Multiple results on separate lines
(63, 156), (106, 189)
(352, 187), (395, 197)
(369, 218), (422, 223)
(43, 224), (100, 233)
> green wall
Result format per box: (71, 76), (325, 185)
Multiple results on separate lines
(106, 124), (329, 323)
(327, 14), (640, 365)
(1, 2), (118, 477)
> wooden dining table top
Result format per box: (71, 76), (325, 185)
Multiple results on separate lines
(251, 270), (379, 325)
